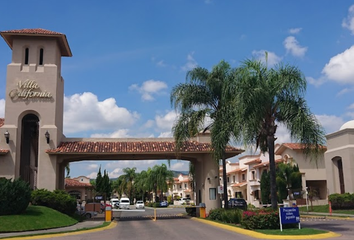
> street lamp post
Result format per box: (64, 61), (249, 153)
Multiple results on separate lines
(305, 187), (309, 213)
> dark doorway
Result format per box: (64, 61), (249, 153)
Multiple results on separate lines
(337, 159), (345, 194)
(20, 114), (39, 189)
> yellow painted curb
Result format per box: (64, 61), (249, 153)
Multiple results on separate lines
(192, 218), (341, 239)
(0, 221), (117, 240)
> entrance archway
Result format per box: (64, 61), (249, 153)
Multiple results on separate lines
(20, 114), (39, 189)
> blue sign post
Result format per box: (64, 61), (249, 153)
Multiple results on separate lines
(279, 207), (300, 231)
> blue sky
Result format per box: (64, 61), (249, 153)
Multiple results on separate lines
(1, 1), (354, 179)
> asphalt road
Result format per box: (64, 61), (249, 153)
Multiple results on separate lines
(4, 207), (353, 240)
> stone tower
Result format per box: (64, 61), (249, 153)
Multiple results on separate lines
(0, 29), (72, 189)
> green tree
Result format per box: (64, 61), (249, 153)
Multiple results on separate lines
(260, 170), (271, 205)
(134, 170), (149, 201)
(65, 163), (70, 178)
(227, 57), (325, 209)
(102, 169), (112, 200)
(153, 164), (174, 201)
(171, 60), (236, 208)
(121, 167), (137, 203)
(95, 166), (103, 198)
(112, 175), (125, 198)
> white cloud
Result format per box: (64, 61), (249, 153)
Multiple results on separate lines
(158, 132), (173, 138)
(181, 52), (198, 71)
(252, 50), (282, 67)
(91, 129), (131, 138)
(108, 168), (123, 178)
(306, 76), (327, 87)
(64, 92), (139, 134)
(289, 28), (302, 34)
(275, 124), (292, 144)
(129, 80), (168, 101)
(0, 99), (5, 118)
(86, 172), (98, 179)
(283, 36), (308, 57)
(157, 60), (166, 67)
(155, 110), (178, 132)
(348, 103), (354, 110)
(336, 87), (354, 96)
(171, 161), (189, 171)
(316, 114), (345, 135)
(342, 4), (354, 35)
(86, 164), (99, 171)
(322, 45), (354, 84)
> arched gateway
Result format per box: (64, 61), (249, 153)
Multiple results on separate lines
(0, 28), (243, 212)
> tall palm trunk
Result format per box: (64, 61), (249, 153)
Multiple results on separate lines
(222, 153), (228, 209)
(267, 135), (277, 209)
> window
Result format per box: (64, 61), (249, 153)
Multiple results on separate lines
(227, 177), (230, 183)
(209, 188), (216, 200)
(24, 48), (29, 65)
(184, 183), (187, 189)
(233, 176), (235, 183)
(179, 184), (182, 189)
(39, 48), (44, 65)
(252, 171), (255, 180)
(242, 174), (245, 181)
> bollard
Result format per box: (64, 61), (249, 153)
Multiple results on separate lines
(199, 203), (206, 218)
(105, 204), (112, 222)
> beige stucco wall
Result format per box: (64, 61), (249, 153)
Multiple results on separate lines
(325, 129), (354, 195)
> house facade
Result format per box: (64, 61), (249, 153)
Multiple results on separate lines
(64, 176), (94, 201)
(220, 143), (328, 208)
(169, 174), (194, 201)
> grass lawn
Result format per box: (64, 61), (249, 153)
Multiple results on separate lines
(255, 228), (327, 235)
(0, 205), (78, 232)
(298, 204), (354, 215)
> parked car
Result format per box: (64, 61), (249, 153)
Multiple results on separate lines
(119, 197), (130, 209)
(180, 197), (191, 205)
(228, 198), (247, 210)
(135, 200), (144, 209)
(160, 201), (169, 207)
(110, 198), (120, 208)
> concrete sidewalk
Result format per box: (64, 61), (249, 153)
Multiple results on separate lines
(300, 211), (354, 219)
(0, 218), (105, 239)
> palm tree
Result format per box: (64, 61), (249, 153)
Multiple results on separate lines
(151, 164), (174, 202)
(134, 170), (149, 201)
(122, 167), (137, 203)
(227, 57), (325, 209)
(171, 60), (236, 208)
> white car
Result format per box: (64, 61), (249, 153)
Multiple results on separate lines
(119, 198), (130, 209)
(135, 200), (144, 209)
(110, 198), (120, 208)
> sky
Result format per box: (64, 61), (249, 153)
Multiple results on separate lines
(1, 1), (354, 179)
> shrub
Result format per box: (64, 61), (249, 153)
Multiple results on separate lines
(207, 208), (242, 224)
(0, 178), (31, 215)
(31, 189), (77, 215)
(185, 206), (196, 216)
(241, 209), (279, 230)
(329, 193), (354, 210)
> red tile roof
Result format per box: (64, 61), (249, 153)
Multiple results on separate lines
(228, 168), (247, 174)
(253, 159), (284, 168)
(244, 158), (261, 165)
(1, 28), (72, 57)
(1, 28), (63, 35)
(276, 143), (327, 154)
(230, 182), (247, 188)
(65, 178), (92, 187)
(46, 141), (242, 154)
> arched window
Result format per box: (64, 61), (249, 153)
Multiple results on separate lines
(24, 48), (29, 65)
(39, 48), (44, 65)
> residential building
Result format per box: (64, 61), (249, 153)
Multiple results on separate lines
(64, 176), (94, 201)
(169, 174), (194, 201)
